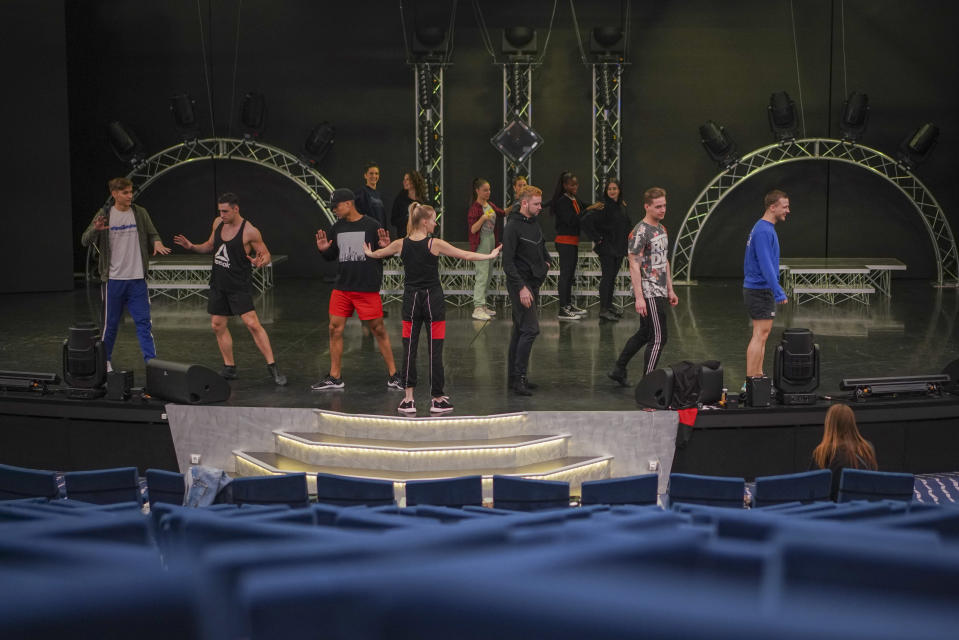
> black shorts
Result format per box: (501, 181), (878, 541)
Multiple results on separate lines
(743, 287), (775, 320)
(207, 288), (255, 316)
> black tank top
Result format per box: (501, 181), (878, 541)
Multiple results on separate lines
(211, 219), (251, 292)
(401, 236), (440, 289)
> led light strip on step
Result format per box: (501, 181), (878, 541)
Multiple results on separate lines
(314, 409), (528, 426)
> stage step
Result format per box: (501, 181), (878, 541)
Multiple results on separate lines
(312, 409), (533, 441)
(274, 431), (570, 473)
(232, 450), (612, 500)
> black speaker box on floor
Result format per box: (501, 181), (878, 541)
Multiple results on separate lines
(745, 376), (771, 408)
(146, 359), (230, 404)
(106, 370), (134, 401)
(635, 368), (674, 409)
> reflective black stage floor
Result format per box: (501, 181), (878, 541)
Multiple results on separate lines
(1, 279), (956, 416)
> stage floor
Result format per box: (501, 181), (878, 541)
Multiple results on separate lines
(1, 278), (956, 416)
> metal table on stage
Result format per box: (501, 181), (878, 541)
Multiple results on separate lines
(147, 254), (288, 300)
(780, 257), (906, 305)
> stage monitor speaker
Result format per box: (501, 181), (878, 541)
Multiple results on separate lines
(146, 359), (230, 404)
(699, 361), (724, 405)
(106, 370), (134, 401)
(745, 376), (771, 408)
(635, 368), (674, 409)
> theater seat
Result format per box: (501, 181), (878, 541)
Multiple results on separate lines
(581, 474), (659, 506)
(492, 476), (569, 511)
(0, 463), (59, 501)
(838, 469), (914, 503)
(227, 474), (310, 508)
(752, 469), (832, 508)
(145, 469), (185, 507)
(314, 473), (394, 507)
(668, 473), (745, 509)
(405, 476), (483, 508)
(63, 467), (141, 505)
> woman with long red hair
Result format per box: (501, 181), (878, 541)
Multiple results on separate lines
(810, 404), (878, 500)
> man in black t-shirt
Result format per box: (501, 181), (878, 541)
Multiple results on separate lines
(312, 188), (401, 391)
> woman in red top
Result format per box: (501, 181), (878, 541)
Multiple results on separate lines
(467, 178), (505, 321)
(549, 171), (601, 320)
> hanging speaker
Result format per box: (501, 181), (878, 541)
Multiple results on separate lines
(635, 368), (674, 409)
(146, 360), (230, 404)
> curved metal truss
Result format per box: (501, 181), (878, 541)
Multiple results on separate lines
(108, 137), (337, 224)
(671, 138), (958, 287)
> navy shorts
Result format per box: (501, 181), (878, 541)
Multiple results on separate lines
(743, 288), (775, 320)
(207, 288), (255, 316)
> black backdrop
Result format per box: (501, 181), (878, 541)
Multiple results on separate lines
(6, 0), (959, 289)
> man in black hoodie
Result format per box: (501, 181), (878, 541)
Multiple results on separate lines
(502, 185), (549, 395)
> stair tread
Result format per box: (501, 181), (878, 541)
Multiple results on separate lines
(279, 432), (566, 450)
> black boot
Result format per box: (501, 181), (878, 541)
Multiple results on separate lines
(220, 365), (238, 380)
(267, 362), (287, 386)
(508, 376), (538, 390)
(512, 376), (534, 396)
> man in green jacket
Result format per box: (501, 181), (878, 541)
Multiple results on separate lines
(81, 177), (171, 367)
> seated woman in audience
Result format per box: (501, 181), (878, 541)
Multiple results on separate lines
(810, 403), (878, 500)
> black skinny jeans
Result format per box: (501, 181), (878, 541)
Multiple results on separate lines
(598, 252), (624, 310)
(507, 282), (540, 378)
(555, 242), (578, 309)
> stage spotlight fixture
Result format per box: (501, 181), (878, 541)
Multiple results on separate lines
(768, 91), (798, 141)
(62, 323), (107, 399)
(240, 92), (266, 139)
(896, 122), (939, 170)
(773, 328), (820, 405)
(411, 25), (448, 59)
(107, 121), (144, 165)
(0, 370), (59, 393)
(302, 121), (335, 165)
(841, 374), (949, 400)
(699, 120), (739, 169)
(491, 118), (544, 165)
(169, 93), (199, 141)
(839, 91), (869, 141)
(589, 26), (625, 56)
(502, 27), (537, 56)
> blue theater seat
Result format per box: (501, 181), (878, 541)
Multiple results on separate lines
(492, 476), (569, 511)
(752, 469), (832, 508)
(581, 474), (658, 506)
(145, 469), (185, 507)
(0, 463), (60, 501)
(405, 475), (483, 508)
(668, 473), (745, 508)
(63, 466), (141, 505)
(838, 469), (915, 503)
(314, 472), (394, 507)
(227, 473), (309, 508)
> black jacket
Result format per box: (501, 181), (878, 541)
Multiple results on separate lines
(502, 211), (551, 289)
(582, 197), (630, 257)
(551, 194), (585, 238)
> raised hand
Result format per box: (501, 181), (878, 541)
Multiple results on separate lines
(153, 240), (172, 256)
(377, 227), (391, 248)
(173, 234), (193, 250)
(94, 215), (109, 231)
(363, 242), (375, 258)
(489, 244), (502, 259)
(315, 229), (331, 251)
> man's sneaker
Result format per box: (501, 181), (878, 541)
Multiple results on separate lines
(607, 367), (629, 387)
(106, 360), (114, 373)
(569, 303), (588, 316)
(430, 396), (454, 414)
(472, 307), (492, 321)
(220, 365), (238, 380)
(508, 376), (538, 390)
(610, 307), (624, 318)
(558, 306), (581, 321)
(311, 375), (344, 390)
(267, 362), (287, 386)
(511, 376), (534, 396)
(397, 399), (416, 414)
(484, 306), (497, 316)
(599, 309), (620, 322)
(387, 373), (404, 390)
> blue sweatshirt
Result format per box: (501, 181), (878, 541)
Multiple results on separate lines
(743, 219), (786, 301)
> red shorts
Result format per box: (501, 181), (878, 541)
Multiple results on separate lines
(329, 289), (384, 321)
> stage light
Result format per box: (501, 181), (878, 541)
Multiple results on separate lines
(773, 328), (820, 404)
(491, 118), (544, 164)
(897, 122), (939, 170)
(62, 323), (107, 399)
(589, 26), (625, 55)
(303, 121), (335, 165)
(699, 120), (739, 169)
(839, 91), (869, 142)
(169, 93), (199, 141)
(411, 25), (448, 59)
(841, 374), (949, 400)
(768, 91), (798, 141)
(502, 27), (537, 55)
(107, 121), (144, 165)
(240, 92), (266, 139)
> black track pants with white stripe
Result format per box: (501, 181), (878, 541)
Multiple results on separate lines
(615, 296), (668, 375)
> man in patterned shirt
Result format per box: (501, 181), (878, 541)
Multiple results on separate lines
(608, 187), (679, 387)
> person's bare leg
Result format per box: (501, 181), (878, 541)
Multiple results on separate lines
(211, 315), (234, 365)
(366, 317), (397, 375)
(746, 318), (773, 377)
(328, 315), (347, 378)
(240, 310), (274, 363)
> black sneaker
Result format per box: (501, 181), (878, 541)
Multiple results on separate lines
(611, 307), (624, 318)
(387, 373), (404, 390)
(511, 376), (534, 396)
(267, 363), (287, 386)
(569, 303), (587, 316)
(607, 367), (629, 387)
(220, 365), (238, 380)
(508, 376), (539, 390)
(397, 399), (416, 414)
(311, 375), (344, 390)
(558, 306), (581, 321)
(599, 309), (620, 322)
(430, 396), (454, 414)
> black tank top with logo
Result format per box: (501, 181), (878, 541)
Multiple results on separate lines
(211, 219), (251, 292)
(401, 236), (440, 289)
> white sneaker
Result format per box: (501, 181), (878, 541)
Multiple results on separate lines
(472, 307), (492, 320)
(484, 306), (497, 316)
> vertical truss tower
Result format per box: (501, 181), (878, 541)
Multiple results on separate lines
(591, 62), (623, 199)
(502, 61), (533, 208)
(414, 63), (446, 236)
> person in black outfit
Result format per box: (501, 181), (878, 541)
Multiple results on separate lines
(581, 178), (631, 322)
(354, 161), (387, 229)
(390, 169), (428, 238)
(548, 171), (601, 321)
(810, 404), (878, 500)
(503, 186), (550, 395)
(366, 203), (501, 414)
(173, 193), (287, 385)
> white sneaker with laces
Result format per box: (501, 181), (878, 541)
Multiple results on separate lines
(472, 307), (492, 321)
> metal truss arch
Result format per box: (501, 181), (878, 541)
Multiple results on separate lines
(110, 137), (337, 225)
(671, 138), (958, 287)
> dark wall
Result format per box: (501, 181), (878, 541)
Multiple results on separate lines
(55, 0), (959, 280)
(0, 0), (74, 292)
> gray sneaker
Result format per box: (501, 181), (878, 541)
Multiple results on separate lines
(311, 375), (344, 390)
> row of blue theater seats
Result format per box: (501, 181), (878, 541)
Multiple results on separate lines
(0, 494), (957, 639)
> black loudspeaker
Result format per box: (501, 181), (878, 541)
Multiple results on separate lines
(745, 376), (771, 408)
(943, 358), (959, 393)
(146, 359), (230, 404)
(635, 368), (674, 409)
(106, 370), (134, 401)
(699, 361), (724, 405)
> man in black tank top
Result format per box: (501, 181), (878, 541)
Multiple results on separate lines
(174, 193), (287, 385)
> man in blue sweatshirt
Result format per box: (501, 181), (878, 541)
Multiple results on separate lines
(743, 189), (790, 382)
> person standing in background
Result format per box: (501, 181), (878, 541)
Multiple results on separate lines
(467, 178), (505, 321)
(354, 161), (387, 229)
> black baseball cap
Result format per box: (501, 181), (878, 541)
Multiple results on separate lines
(330, 188), (356, 206)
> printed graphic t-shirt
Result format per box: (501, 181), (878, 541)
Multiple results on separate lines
(108, 207), (144, 279)
(324, 215), (384, 292)
(627, 220), (669, 298)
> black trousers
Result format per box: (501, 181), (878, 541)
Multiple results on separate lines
(507, 282), (540, 378)
(616, 296), (668, 375)
(555, 242), (578, 309)
(598, 252), (624, 310)
(401, 286), (446, 397)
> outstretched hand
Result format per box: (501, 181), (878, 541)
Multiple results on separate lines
(173, 234), (193, 251)
(153, 240), (172, 256)
(377, 227), (391, 248)
(489, 244), (502, 259)
(315, 229), (331, 251)
(94, 215), (109, 231)
(363, 242), (376, 258)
